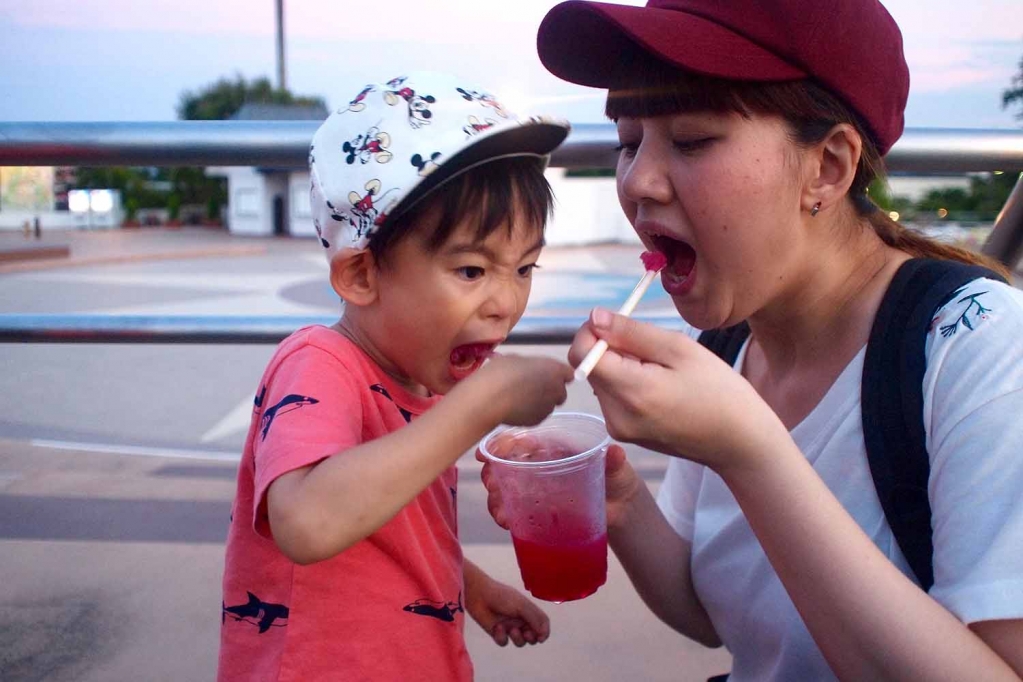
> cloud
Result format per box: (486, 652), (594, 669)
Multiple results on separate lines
(883, 0), (1022, 93)
(6, 0), (272, 35)
(907, 44), (1018, 92)
(5, 0), (569, 42)
(0, 0), (1016, 128)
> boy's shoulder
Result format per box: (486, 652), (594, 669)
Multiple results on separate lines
(275, 324), (360, 364)
(263, 325), (376, 386)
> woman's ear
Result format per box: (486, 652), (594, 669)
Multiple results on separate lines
(804, 123), (862, 215)
(329, 249), (379, 306)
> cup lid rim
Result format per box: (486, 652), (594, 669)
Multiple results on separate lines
(478, 411), (611, 469)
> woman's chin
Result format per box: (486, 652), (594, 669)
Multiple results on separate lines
(671, 299), (722, 332)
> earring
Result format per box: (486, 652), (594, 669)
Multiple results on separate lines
(809, 201), (821, 217)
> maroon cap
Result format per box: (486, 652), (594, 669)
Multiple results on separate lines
(537, 0), (910, 154)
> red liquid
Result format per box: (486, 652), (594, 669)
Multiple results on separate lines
(511, 533), (607, 602)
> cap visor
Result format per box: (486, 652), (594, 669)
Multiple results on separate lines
(538, 1), (805, 88)
(389, 119), (570, 224)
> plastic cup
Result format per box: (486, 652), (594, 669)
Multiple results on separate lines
(478, 412), (610, 602)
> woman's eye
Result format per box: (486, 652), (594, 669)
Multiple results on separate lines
(614, 142), (638, 158)
(518, 263), (540, 277)
(673, 138), (712, 154)
(458, 266), (485, 280)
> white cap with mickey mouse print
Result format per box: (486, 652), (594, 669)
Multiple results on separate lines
(309, 71), (571, 262)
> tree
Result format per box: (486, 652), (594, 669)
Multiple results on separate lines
(169, 75), (327, 224)
(915, 173), (1016, 222)
(177, 74), (325, 121)
(1003, 52), (1023, 121)
(73, 167), (167, 210)
(70, 76), (325, 226)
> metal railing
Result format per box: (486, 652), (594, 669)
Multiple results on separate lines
(2, 121), (1022, 344)
(4, 121), (1023, 172)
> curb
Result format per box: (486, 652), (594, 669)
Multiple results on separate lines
(0, 244), (268, 274)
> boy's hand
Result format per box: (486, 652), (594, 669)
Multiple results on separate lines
(465, 572), (550, 647)
(476, 354), (572, 427)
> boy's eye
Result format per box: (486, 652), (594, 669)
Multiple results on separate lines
(458, 266), (485, 280)
(518, 263), (539, 277)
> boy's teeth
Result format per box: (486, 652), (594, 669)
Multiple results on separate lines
(450, 344), (491, 368)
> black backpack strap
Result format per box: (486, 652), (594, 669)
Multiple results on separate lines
(697, 322), (751, 367)
(863, 258), (1006, 591)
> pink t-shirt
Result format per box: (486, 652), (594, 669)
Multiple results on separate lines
(218, 326), (472, 681)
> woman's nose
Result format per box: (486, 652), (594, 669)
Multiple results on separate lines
(618, 142), (672, 205)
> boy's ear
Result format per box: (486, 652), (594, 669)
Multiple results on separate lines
(329, 249), (379, 306)
(803, 122), (862, 215)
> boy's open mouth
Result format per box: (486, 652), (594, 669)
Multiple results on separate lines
(449, 342), (496, 381)
(649, 234), (697, 294)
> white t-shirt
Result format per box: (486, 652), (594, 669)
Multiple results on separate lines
(657, 277), (1023, 682)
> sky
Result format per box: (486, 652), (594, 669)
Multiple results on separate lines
(0, 0), (1021, 130)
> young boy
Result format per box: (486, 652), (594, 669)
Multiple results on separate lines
(218, 72), (574, 681)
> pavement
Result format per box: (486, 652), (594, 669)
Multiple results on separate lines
(0, 227), (732, 682)
(3, 225), (1019, 681)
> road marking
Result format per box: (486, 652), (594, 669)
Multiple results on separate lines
(30, 439), (240, 462)
(201, 396), (254, 443)
(0, 472), (22, 489)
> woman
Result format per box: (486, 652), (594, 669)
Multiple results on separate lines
(482, 0), (1023, 679)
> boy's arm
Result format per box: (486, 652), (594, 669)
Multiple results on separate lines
(267, 354), (571, 564)
(464, 558), (550, 647)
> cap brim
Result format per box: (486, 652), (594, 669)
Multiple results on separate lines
(388, 118), (570, 224)
(537, 1), (805, 89)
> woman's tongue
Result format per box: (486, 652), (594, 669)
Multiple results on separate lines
(449, 343), (491, 380)
(661, 242), (696, 293)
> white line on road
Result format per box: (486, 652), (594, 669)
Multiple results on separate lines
(201, 396), (254, 443)
(30, 439), (240, 462)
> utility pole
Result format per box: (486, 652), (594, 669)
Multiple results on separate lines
(275, 0), (286, 91)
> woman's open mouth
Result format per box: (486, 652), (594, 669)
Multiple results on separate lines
(449, 342), (496, 381)
(649, 234), (697, 296)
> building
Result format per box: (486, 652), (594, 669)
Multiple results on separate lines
(207, 100), (637, 246)
(206, 103), (329, 240)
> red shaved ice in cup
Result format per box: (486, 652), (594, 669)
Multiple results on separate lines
(478, 412), (610, 602)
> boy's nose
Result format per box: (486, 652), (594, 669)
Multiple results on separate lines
(481, 282), (521, 321)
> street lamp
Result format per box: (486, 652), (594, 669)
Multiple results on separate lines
(276, 0), (286, 91)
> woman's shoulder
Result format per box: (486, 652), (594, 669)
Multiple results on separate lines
(924, 276), (1023, 402)
(927, 276), (1023, 349)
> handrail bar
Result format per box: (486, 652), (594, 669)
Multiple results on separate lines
(2, 122), (1023, 173)
(0, 313), (688, 345)
(1, 120), (1021, 291)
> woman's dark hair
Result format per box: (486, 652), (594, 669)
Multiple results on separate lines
(368, 155), (554, 264)
(604, 57), (1010, 280)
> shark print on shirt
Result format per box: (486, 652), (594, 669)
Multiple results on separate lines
(254, 387), (320, 441)
(222, 592), (290, 633)
(369, 383), (414, 423)
(402, 592), (464, 623)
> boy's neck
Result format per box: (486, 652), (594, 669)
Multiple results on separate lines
(331, 316), (433, 398)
